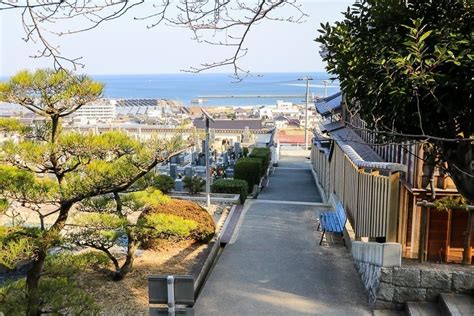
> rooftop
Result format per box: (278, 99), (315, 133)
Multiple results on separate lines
(315, 92), (342, 117)
(193, 118), (264, 130)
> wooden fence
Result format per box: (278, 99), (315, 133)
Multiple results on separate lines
(312, 143), (401, 241)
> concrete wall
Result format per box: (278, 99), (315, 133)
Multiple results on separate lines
(351, 241), (474, 309)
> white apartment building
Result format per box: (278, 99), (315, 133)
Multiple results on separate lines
(72, 99), (116, 122)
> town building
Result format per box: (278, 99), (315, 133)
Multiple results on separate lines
(71, 99), (117, 122)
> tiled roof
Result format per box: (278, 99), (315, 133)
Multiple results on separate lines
(320, 120), (344, 132)
(315, 92), (342, 116)
(329, 127), (407, 172)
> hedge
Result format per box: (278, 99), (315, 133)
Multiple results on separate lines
(248, 147), (271, 177)
(234, 158), (262, 193)
(211, 179), (248, 204)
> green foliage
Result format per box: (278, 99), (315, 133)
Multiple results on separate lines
(140, 213), (198, 238)
(317, 0), (473, 201)
(242, 147), (249, 157)
(0, 277), (99, 315)
(433, 196), (468, 211)
(211, 179), (248, 204)
(0, 236), (34, 270)
(0, 69), (103, 117)
(139, 199), (215, 247)
(152, 174), (175, 193)
(0, 226), (44, 270)
(183, 176), (205, 195)
(234, 158), (262, 193)
(0, 118), (28, 134)
(128, 188), (171, 208)
(43, 251), (110, 277)
(248, 147), (271, 176)
(73, 213), (128, 229)
(0, 198), (9, 214)
(0, 251), (106, 314)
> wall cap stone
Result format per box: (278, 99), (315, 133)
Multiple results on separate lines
(352, 241), (402, 267)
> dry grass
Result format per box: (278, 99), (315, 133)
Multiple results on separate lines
(76, 239), (208, 315)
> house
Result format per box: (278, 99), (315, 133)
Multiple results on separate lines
(312, 92), (473, 264)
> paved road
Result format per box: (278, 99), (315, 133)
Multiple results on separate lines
(259, 156), (321, 203)
(195, 156), (371, 315)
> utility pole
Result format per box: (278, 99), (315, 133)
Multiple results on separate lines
(298, 76), (313, 150)
(323, 80), (330, 97)
(201, 108), (215, 207)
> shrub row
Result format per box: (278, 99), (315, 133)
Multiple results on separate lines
(248, 147), (271, 177)
(234, 158), (262, 193)
(211, 179), (248, 204)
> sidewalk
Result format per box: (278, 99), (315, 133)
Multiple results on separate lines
(195, 156), (371, 315)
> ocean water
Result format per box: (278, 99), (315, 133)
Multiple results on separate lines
(0, 72), (340, 107)
(92, 72), (339, 106)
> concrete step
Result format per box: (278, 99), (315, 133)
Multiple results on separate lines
(439, 293), (474, 316)
(405, 301), (443, 316)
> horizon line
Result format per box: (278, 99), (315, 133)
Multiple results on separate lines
(1, 70), (330, 78)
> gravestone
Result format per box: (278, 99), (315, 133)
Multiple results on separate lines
(226, 168), (234, 178)
(198, 155), (206, 166)
(170, 155), (179, 164)
(170, 164), (177, 179)
(184, 166), (194, 178)
(191, 152), (198, 166)
(174, 179), (183, 191)
(234, 142), (241, 155)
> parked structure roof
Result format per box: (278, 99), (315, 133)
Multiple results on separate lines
(316, 122), (407, 173)
(315, 92), (342, 116)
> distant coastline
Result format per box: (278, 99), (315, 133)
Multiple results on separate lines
(1, 72), (340, 107)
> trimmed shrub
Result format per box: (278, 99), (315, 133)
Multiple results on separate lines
(211, 179), (248, 204)
(152, 174), (175, 193)
(234, 158), (262, 193)
(242, 147), (249, 157)
(249, 147), (271, 176)
(139, 199), (215, 248)
(183, 176), (205, 194)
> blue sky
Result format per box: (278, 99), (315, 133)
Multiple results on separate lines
(0, 0), (353, 76)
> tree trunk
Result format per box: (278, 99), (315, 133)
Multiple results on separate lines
(26, 203), (72, 314)
(442, 142), (474, 202)
(441, 142), (473, 265)
(26, 250), (47, 316)
(462, 210), (473, 265)
(112, 235), (138, 281)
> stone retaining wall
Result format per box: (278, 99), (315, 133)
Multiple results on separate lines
(352, 241), (474, 309)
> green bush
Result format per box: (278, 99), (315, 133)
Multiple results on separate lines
(152, 174), (175, 193)
(140, 213), (198, 238)
(139, 199), (215, 248)
(212, 179), (248, 204)
(0, 277), (99, 315)
(183, 176), (205, 195)
(242, 147), (249, 157)
(234, 158), (262, 193)
(248, 147), (271, 176)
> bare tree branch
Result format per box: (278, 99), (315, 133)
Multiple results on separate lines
(1, 0), (307, 78)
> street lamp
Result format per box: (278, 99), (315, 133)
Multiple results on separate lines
(201, 108), (215, 207)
